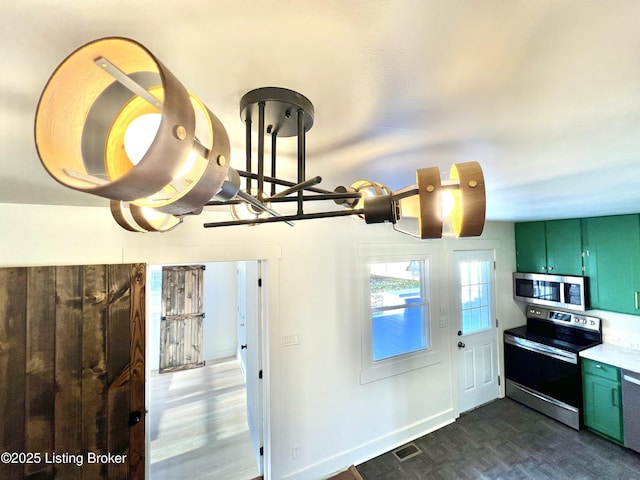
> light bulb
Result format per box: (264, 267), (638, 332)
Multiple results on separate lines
(123, 113), (161, 165)
(441, 189), (455, 219)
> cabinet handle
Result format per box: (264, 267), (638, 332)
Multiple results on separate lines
(635, 291), (639, 310)
(612, 388), (618, 407)
(596, 364), (602, 369)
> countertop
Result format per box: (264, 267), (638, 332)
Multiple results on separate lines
(580, 343), (640, 374)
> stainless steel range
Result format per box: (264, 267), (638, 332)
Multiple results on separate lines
(504, 304), (602, 430)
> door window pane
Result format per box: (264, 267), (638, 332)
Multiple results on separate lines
(459, 259), (492, 335)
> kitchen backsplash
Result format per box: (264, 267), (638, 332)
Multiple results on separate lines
(593, 309), (640, 350)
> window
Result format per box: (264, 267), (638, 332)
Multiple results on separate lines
(359, 246), (440, 384)
(369, 260), (429, 360)
(458, 257), (491, 335)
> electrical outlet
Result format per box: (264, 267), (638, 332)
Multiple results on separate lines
(292, 446), (302, 460)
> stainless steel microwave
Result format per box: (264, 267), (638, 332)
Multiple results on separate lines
(513, 272), (588, 311)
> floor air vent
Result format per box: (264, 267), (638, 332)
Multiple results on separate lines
(392, 442), (422, 462)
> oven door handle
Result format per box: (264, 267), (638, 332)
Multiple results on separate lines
(505, 334), (577, 364)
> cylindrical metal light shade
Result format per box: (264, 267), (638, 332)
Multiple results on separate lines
(392, 167), (443, 239)
(416, 167), (443, 239)
(450, 161), (486, 237)
(392, 162), (485, 239)
(110, 200), (182, 233)
(35, 37), (230, 216)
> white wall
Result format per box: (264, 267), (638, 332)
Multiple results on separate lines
(0, 202), (526, 480)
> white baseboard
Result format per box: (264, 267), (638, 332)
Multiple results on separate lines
(280, 407), (457, 480)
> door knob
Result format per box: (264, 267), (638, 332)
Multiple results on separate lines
(241, 344), (247, 350)
(128, 411), (142, 427)
(457, 341), (466, 349)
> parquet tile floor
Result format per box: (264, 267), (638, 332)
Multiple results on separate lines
(357, 398), (640, 479)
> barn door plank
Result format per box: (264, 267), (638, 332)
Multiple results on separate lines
(129, 264), (146, 480)
(106, 264), (132, 480)
(0, 268), (27, 480)
(25, 266), (56, 479)
(82, 264), (108, 479)
(54, 266), (83, 480)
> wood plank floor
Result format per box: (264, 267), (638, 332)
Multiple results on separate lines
(357, 398), (640, 479)
(149, 357), (260, 480)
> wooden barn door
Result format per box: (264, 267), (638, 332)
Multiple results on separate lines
(0, 264), (145, 480)
(159, 265), (204, 373)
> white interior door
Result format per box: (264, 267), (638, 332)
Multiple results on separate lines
(244, 260), (264, 475)
(237, 262), (248, 380)
(454, 250), (499, 413)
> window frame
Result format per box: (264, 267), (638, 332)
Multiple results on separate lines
(359, 245), (442, 384)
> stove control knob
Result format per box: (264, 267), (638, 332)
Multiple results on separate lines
(590, 320), (595, 326)
(574, 318), (580, 323)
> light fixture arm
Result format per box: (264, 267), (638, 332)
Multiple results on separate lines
(235, 189), (295, 227)
(34, 38), (486, 237)
(204, 208), (366, 228)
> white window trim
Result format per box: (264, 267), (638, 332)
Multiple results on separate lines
(359, 245), (443, 384)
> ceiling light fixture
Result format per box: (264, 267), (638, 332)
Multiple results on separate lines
(34, 37), (486, 239)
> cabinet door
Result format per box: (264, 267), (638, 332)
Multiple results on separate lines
(515, 222), (547, 273)
(583, 372), (623, 443)
(584, 215), (640, 314)
(545, 219), (583, 276)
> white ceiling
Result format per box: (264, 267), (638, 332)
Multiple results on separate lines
(2, 0), (640, 222)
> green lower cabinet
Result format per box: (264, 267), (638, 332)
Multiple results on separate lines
(582, 358), (623, 444)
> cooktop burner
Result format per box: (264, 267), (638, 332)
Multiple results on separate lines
(504, 325), (600, 353)
(505, 305), (602, 354)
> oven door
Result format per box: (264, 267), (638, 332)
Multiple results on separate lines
(505, 335), (580, 406)
(504, 334), (583, 429)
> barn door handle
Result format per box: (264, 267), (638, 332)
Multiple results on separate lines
(128, 411), (142, 427)
(241, 344), (247, 350)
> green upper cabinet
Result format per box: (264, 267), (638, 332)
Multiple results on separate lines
(515, 219), (583, 276)
(515, 222), (547, 273)
(584, 214), (640, 315)
(546, 219), (584, 276)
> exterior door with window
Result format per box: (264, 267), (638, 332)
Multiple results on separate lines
(159, 265), (205, 373)
(454, 250), (499, 412)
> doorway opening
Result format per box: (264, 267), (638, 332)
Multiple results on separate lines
(147, 260), (264, 479)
